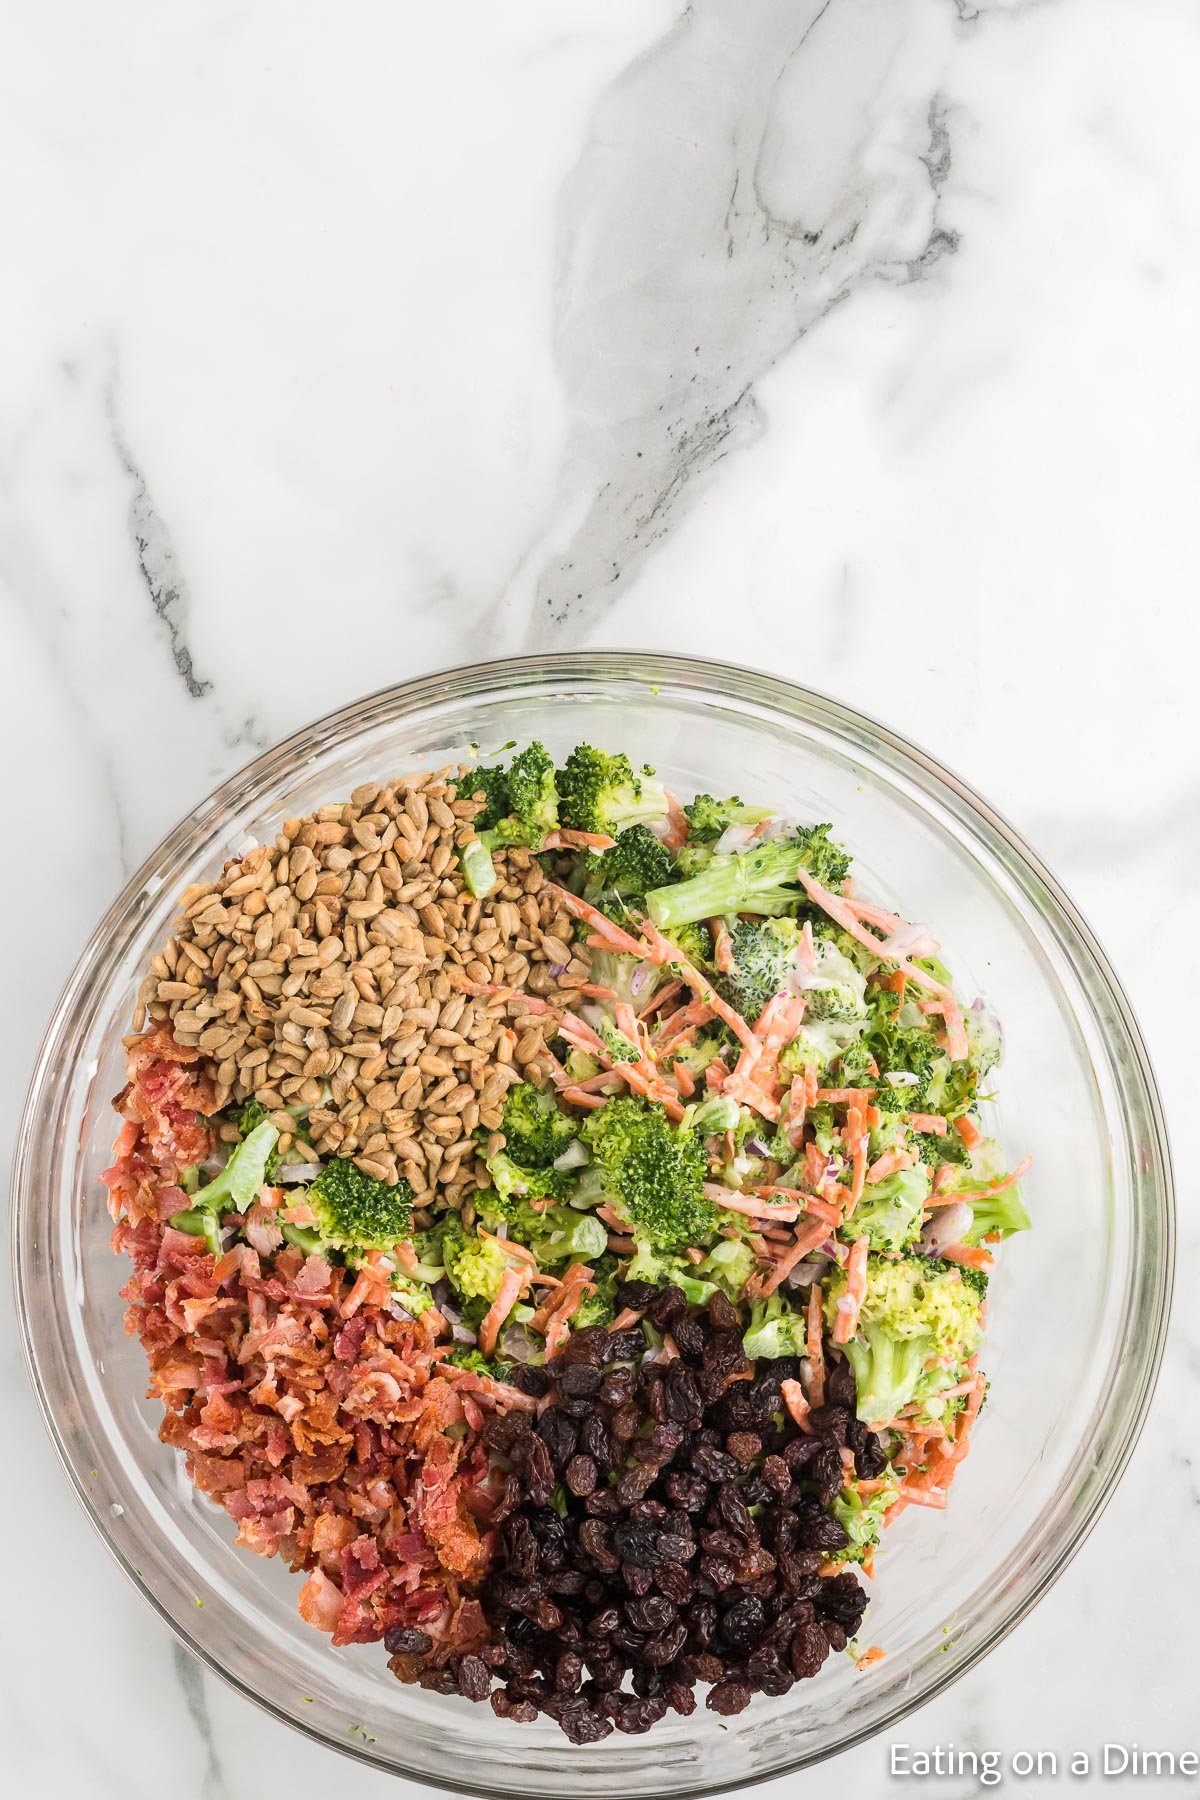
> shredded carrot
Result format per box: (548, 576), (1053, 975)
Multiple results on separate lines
(959, 1154), (1033, 1201)
(833, 1236), (869, 1344)
(546, 883), (646, 957)
(609, 1306), (645, 1332)
(866, 1146), (914, 1185)
(559, 1086), (608, 1111)
(758, 1219), (829, 1297)
(640, 979), (684, 1022)
(662, 790), (689, 852)
(478, 1267), (527, 1357)
(711, 917), (735, 973)
(673, 1060), (696, 1097)
(576, 982), (620, 1001)
(844, 1102), (869, 1214)
(780, 1377), (812, 1432)
(855, 1646), (886, 1671)
(798, 920), (815, 971)
(702, 1185), (803, 1222)
(938, 1242), (995, 1272)
(637, 921), (761, 1053)
(906, 1112), (947, 1135)
(954, 1114), (983, 1150)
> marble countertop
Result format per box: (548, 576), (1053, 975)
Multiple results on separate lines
(2, 2), (1196, 1795)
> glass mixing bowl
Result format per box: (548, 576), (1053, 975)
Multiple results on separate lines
(13, 653), (1173, 1795)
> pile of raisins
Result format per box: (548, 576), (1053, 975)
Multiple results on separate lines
(386, 1286), (884, 1743)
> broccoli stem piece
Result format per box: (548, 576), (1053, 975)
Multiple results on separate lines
(647, 842), (810, 929)
(460, 837), (499, 899)
(169, 1206), (223, 1257)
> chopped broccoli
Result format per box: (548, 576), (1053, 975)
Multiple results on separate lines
(685, 1092), (742, 1135)
(850, 1164), (931, 1255)
(306, 1156), (414, 1255)
(583, 824), (673, 908)
(499, 1082), (576, 1168)
(693, 1236), (757, 1300)
(958, 1179), (1031, 1247)
(445, 1346), (513, 1380)
(587, 946), (666, 1012)
(831, 1477), (901, 1566)
(390, 1272), (436, 1318)
(798, 939), (870, 1023)
(573, 1257), (619, 1329)
(482, 1149), (572, 1213)
(459, 740), (560, 897)
(645, 825), (851, 930)
(598, 1017), (642, 1063)
(558, 745), (668, 837)
(682, 794), (773, 843)
(742, 1293), (809, 1360)
(673, 841), (715, 879)
(823, 1254), (985, 1424)
(168, 1205), (223, 1257)
(190, 1119), (280, 1216)
(713, 917), (802, 1023)
(582, 1096), (714, 1253)
(440, 1215), (514, 1305)
(662, 920), (714, 969)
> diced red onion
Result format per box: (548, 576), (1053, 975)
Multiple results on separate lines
(275, 1161), (324, 1183)
(438, 1295), (462, 1325)
(629, 966), (652, 996)
(200, 1153), (228, 1175)
(745, 1136), (770, 1158)
(451, 1322), (478, 1345)
(549, 963), (568, 977)
(784, 1259), (827, 1288)
(499, 1323), (543, 1364)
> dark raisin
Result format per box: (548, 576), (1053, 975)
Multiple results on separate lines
(612, 1402), (642, 1441)
(607, 1327), (648, 1362)
(665, 1679), (697, 1715)
(708, 1680), (753, 1716)
(615, 1464), (657, 1505)
(457, 1655), (490, 1702)
(560, 1707), (613, 1744)
(748, 1646), (794, 1696)
(584, 1487), (623, 1519)
(647, 1284), (688, 1329)
(599, 1367), (636, 1408)
(762, 1453), (792, 1495)
(566, 1454), (598, 1496)
(642, 1620), (689, 1667)
(383, 1626), (432, 1655)
(707, 1290), (741, 1332)
(691, 1443), (739, 1482)
(615, 1279), (656, 1311)
(655, 1560), (696, 1603)
(508, 1362), (550, 1397)
(725, 1431), (762, 1465)
(612, 1519), (663, 1566)
(789, 1622), (831, 1679)
(817, 1572), (869, 1632)
(680, 1651), (724, 1684)
(554, 1650), (584, 1692)
(720, 1594), (767, 1649)
(556, 1325), (610, 1366)
(809, 1444), (846, 1506)
(556, 1362), (602, 1399)
(826, 1354), (856, 1409)
(625, 1593), (677, 1634)
(664, 1470), (709, 1511)
(716, 1483), (757, 1540)
(624, 1562), (655, 1596)
(523, 1435), (557, 1505)
(673, 1316), (705, 1360)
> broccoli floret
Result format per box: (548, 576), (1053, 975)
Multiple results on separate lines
(390, 1272), (436, 1318)
(850, 1164), (931, 1255)
(831, 1477), (901, 1566)
(499, 1082), (576, 1168)
(823, 1254), (985, 1424)
(696, 1237), (756, 1299)
(461, 764), (514, 832)
(558, 745), (669, 837)
(620, 1234), (714, 1304)
(665, 1029), (727, 1081)
(742, 1293), (809, 1360)
(459, 740), (560, 898)
(306, 1156), (414, 1256)
(646, 825), (851, 931)
(582, 1095), (714, 1253)
(167, 1206), (224, 1257)
(440, 1215), (514, 1305)
(586, 947), (666, 1015)
(798, 939), (870, 1023)
(598, 1018), (642, 1063)
(673, 842), (715, 879)
(444, 1346), (513, 1380)
(663, 921), (714, 969)
(190, 1119), (280, 1216)
(962, 1184), (1031, 1246)
(573, 1256), (619, 1329)
(515, 1204), (609, 1266)
(482, 1149), (572, 1213)
(713, 917), (802, 1023)
(685, 1092), (742, 1135)
(583, 824), (673, 908)
(683, 794), (773, 843)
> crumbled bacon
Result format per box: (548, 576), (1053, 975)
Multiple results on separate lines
(109, 1030), (517, 1652)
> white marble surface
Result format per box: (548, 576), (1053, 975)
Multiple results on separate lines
(2, 1), (1197, 1794)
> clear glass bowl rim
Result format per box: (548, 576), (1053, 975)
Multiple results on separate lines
(11, 650), (1175, 1793)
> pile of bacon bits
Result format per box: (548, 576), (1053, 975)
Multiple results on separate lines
(386, 1284), (877, 1742)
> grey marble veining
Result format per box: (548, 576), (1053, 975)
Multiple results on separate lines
(0, 0), (1196, 1794)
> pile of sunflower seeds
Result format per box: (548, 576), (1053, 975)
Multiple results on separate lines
(134, 767), (587, 1218)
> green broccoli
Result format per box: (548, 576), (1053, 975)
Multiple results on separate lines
(800, 939), (870, 1023)
(168, 1206), (224, 1257)
(582, 1095), (714, 1253)
(445, 1346), (514, 1380)
(693, 1236), (757, 1300)
(459, 740), (560, 897)
(850, 1164), (931, 1255)
(573, 1256), (619, 1329)
(557, 745), (669, 837)
(306, 1156), (414, 1255)
(955, 1173), (1031, 1247)
(583, 824), (673, 908)
(682, 794), (773, 843)
(742, 1293), (809, 1360)
(823, 1254), (985, 1424)
(831, 1477), (901, 1565)
(189, 1119), (280, 1216)
(596, 1017), (641, 1064)
(684, 1092), (743, 1136)
(440, 1215), (515, 1305)
(586, 946), (666, 1014)
(713, 917), (802, 1023)
(499, 1082), (576, 1168)
(482, 1149), (572, 1213)
(662, 920), (714, 969)
(621, 1234), (715, 1305)
(645, 825), (851, 930)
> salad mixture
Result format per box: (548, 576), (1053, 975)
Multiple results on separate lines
(104, 744), (1030, 1742)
